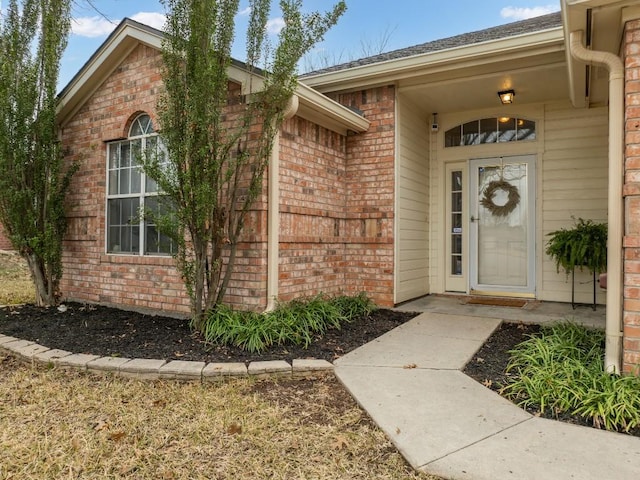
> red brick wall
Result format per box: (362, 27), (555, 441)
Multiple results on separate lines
(269, 86), (396, 307)
(60, 41), (398, 314)
(0, 224), (12, 250)
(59, 44), (190, 313)
(59, 44), (268, 314)
(623, 18), (640, 373)
(337, 86), (396, 306)
(278, 117), (349, 300)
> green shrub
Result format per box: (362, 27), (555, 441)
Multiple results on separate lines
(501, 322), (640, 433)
(199, 293), (377, 353)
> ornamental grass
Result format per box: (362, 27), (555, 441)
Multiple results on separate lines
(501, 322), (640, 433)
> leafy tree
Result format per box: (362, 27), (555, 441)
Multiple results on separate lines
(0, 0), (76, 306)
(146, 0), (346, 325)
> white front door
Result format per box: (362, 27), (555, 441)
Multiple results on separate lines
(469, 156), (535, 296)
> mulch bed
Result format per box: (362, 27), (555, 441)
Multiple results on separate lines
(0, 302), (418, 364)
(3, 303), (639, 438)
(464, 321), (640, 438)
(463, 321), (540, 388)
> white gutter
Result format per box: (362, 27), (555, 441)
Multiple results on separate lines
(569, 30), (624, 373)
(265, 95), (299, 311)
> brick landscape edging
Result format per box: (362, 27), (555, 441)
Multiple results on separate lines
(0, 334), (334, 381)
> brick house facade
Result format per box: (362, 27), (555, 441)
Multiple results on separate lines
(0, 224), (11, 251)
(58, 33), (391, 313)
(53, 2), (640, 373)
(278, 90), (395, 305)
(624, 17), (640, 372)
(60, 44), (190, 313)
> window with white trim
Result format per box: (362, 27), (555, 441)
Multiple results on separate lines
(106, 114), (174, 255)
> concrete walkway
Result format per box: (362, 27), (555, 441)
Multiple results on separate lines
(334, 303), (640, 480)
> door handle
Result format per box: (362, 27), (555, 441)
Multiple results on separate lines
(470, 215), (478, 223)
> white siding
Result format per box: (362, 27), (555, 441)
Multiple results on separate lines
(540, 102), (608, 304)
(425, 101), (608, 304)
(395, 93), (430, 303)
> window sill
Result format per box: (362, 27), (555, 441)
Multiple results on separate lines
(100, 253), (175, 266)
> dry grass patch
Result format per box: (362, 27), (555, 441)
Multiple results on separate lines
(0, 251), (34, 305)
(0, 354), (438, 479)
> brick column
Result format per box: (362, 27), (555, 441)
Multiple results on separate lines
(623, 18), (640, 373)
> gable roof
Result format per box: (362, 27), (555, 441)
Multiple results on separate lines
(304, 12), (562, 77)
(57, 18), (369, 134)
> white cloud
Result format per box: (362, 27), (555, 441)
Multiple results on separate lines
(500, 4), (560, 21)
(238, 7), (251, 16)
(266, 17), (285, 35)
(71, 16), (117, 38)
(130, 12), (166, 30)
(71, 12), (166, 38)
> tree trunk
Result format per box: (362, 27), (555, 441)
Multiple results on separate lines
(191, 242), (207, 329)
(25, 253), (55, 307)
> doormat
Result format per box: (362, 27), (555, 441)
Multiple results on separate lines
(466, 297), (528, 308)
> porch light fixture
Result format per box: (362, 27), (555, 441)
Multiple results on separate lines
(498, 89), (515, 105)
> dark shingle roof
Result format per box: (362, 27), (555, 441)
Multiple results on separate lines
(303, 11), (562, 76)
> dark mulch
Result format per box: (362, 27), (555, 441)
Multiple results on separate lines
(3, 302), (639, 437)
(463, 321), (541, 389)
(0, 302), (418, 364)
(464, 321), (640, 438)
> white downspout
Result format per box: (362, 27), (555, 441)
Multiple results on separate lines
(569, 30), (624, 373)
(265, 94), (299, 311)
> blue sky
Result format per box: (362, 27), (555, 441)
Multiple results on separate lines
(60, 0), (561, 89)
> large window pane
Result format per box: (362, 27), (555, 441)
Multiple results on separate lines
(144, 196), (174, 255)
(109, 145), (119, 169)
(445, 126), (462, 147)
(108, 170), (118, 195)
(121, 143), (131, 168)
(107, 198), (139, 254)
(118, 168), (130, 194)
(517, 119), (536, 141)
(479, 118), (497, 144)
(462, 121), (479, 145)
(498, 117), (516, 142)
(130, 167), (141, 194)
(108, 226), (120, 253)
(146, 176), (158, 193)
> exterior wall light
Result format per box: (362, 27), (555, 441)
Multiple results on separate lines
(498, 89), (515, 104)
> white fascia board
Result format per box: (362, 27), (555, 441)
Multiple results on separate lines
(294, 82), (370, 134)
(58, 20), (368, 135)
(302, 29), (564, 93)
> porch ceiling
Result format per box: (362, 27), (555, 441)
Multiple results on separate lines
(396, 52), (569, 114)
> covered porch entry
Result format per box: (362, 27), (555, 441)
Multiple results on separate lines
(391, 22), (608, 308)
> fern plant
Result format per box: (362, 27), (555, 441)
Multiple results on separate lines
(545, 218), (607, 276)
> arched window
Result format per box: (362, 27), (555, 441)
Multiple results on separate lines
(106, 114), (173, 255)
(444, 117), (536, 147)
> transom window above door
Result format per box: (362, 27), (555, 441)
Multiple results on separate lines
(445, 117), (536, 147)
